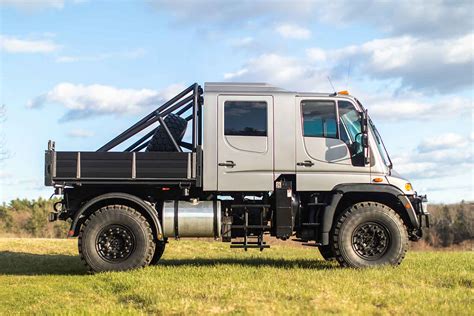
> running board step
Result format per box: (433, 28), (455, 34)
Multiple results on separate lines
(301, 223), (320, 227)
(231, 241), (270, 251)
(231, 225), (271, 229)
(231, 204), (271, 209)
(307, 202), (327, 206)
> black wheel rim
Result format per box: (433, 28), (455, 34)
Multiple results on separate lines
(96, 225), (136, 262)
(351, 222), (390, 260)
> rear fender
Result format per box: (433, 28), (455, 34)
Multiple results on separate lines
(68, 192), (164, 241)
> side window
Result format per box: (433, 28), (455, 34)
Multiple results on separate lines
(301, 100), (337, 138)
(224, 101), (267, 136)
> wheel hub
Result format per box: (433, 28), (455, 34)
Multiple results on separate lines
(352, 222), (390, 260)
(96, 225), (135, 262)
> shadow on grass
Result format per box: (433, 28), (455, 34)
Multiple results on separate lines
(158, 258), (336, 270)
(0, 251), (336, 275)
(0, 251), (87, 275)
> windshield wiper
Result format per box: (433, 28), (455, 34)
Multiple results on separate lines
(376, 126), (393, 170)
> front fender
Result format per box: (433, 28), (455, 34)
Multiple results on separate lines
(320, 184), (420, 245)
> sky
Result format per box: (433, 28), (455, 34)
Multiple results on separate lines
(0, 0), (473, 203)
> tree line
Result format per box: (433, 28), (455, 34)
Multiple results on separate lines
(0, 198), (472, 248)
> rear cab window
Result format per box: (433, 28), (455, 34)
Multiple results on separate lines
(224, 101), (267, 136)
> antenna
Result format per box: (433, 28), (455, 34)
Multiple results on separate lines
(346, 60), (352, 90)
(327, 76), (336, 93)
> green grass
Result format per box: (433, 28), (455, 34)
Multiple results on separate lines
(0, 238), (473, 315)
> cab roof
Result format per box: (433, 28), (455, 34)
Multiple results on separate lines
(204, 82), (351, 98)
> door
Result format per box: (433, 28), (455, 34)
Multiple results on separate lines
(217, 95), (274, 191)
(296, 97), (370, 191)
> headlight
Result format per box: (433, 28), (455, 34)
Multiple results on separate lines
(405, 183), (413, 191)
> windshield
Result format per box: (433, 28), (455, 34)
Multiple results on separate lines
(339, 103), (362, 142)
(369, 119), (392, 169)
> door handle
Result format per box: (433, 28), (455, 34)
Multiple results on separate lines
(218, 161), (236, 168)
(297, 160), (314, 167)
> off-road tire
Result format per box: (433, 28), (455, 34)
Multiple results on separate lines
(332, 202), (408, 268)
(318, 245), (335, 261)
(146, 113), (187, 152)
(78, 205), (155, 272)
(149, 240), (166, 265)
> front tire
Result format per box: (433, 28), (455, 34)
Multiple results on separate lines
(333, 202), (408, 268)
(78, 205), (155, 272)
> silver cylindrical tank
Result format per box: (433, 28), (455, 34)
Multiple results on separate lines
(162, 200), (221, 238)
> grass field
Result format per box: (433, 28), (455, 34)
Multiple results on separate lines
(0, 238), (472, 315)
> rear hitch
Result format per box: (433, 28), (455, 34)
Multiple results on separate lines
(48, 212), (58, 222)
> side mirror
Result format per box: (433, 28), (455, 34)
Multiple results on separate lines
(361, 109), (369, 148)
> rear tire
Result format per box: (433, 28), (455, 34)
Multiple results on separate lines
(78, 205), (155, 272)
(332, 202), (408, 268)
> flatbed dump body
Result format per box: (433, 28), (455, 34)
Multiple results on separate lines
(45, 83), (203, 187)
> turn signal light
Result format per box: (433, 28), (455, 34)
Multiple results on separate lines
(338, 90), (349, 95)
(373, 177), (384, 183)
(405, 183), (413, 191)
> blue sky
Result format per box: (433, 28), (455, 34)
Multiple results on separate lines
(0, 0), (472, 203)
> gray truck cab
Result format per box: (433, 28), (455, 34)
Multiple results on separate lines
(203, 82), (410, 193)
(45, 82), (429, 272)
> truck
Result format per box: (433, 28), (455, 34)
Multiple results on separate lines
(45, 82), (430, 272)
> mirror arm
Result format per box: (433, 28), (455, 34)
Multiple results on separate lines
(362, 109), (370, 164)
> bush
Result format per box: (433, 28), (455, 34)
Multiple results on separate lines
(420, 201), (473, 248)
(0, 198), (69, 238)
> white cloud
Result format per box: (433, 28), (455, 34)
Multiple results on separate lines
(0, 170), (12, 179)
(417, 133), (470, 154)
(0, 0), (87, 11)
(327, 33), (474, 92)
(28, 82), (185, 120)
(222, 53), (330, 91)
(55, 48), (146, 63)
(224, 68), (248, 79)
(150, 0), (473, 39)
(367, 96), (473, 121)
(275, 24), (311, 39)
(67, 129), (94, 138)
(392, 133), (473, 180)
(0, 0), (64, 10)
(306, 48), (327, 63)
(229, 32), (474, 94)
(321, 1), (473, 39)
(229, 37), (255, 48)
(0, 35), (60, 53)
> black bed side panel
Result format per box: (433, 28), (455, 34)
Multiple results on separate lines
(55, 152), (77, 178)
(81, 152), (132, 178)
(52, 151), (190, 181)
(136, 152), (187, 178)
